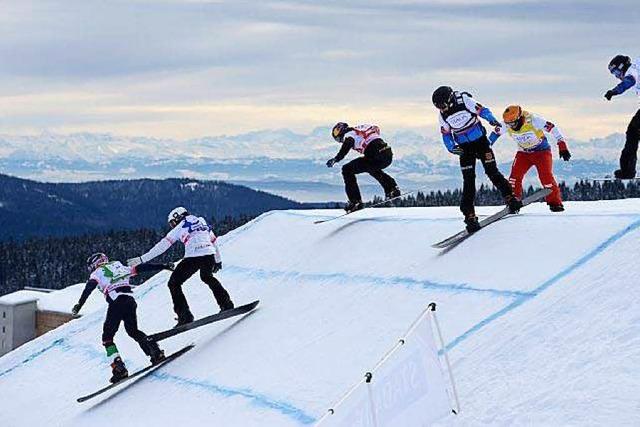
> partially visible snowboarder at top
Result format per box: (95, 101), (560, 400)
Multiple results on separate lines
(326, 122), (401, 213)
(432, 86), (522, 232)
(127, 207), (234, 327)
(72, 253), (173, 383)
(489, 105), (571, 212)
(604, 54), (640, 179)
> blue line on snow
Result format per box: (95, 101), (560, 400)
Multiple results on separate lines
(445, 217), (640, 351)
(152, 372), (317, 425)
(0, 338), (65, 378)
(225, 265), (531, 298)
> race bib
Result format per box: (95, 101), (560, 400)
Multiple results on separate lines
(446, 111), (475, 130)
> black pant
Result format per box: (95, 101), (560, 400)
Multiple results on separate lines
(168, 255), (232, 320)
(459, 137), (513, 216)
(341, 144), (397, 202)
(102, 294), (155, 356)
(619, 109), (640, 173)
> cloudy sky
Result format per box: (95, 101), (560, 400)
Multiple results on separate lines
(0, 0), (638, 140)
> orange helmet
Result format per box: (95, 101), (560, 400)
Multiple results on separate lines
(503, 105), (524, 129)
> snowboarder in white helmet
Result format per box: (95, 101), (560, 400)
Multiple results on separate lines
(604, 54), (640, 179)
(127, 207), (234, 326)
(72, 252), (174, 383)
(326, 122), (400, 213)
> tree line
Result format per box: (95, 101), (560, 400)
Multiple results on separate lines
(2, 179), (640, 296)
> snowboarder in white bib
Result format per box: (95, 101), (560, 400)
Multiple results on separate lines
(604, 54), (640, 179)
(127, 207), (234, 327)
(327, 122), (401, 213)
(72, 253), (173, 383)
(432, 86), (522, 232)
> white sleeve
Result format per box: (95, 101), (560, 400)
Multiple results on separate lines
(532, 114), (564, 142)
(462, 94), (481, 114)
(140, 230), (177, 263)
(438, 114), (451, 133)
(210, 230), (222, 263)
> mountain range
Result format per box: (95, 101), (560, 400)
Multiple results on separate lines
(0, 129), (624, 202)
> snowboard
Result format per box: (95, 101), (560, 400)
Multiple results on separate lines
(148, 300), (260, 342)
(77, 344), (194, 403)
(314, 191), (415, 224)
(431, 188), (551, 250)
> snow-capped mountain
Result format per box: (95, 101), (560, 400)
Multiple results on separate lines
(0, 129), (623, 201)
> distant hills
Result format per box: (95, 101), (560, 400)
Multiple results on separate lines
(0, 129), (622, 202)
(0, 174), (303, 240)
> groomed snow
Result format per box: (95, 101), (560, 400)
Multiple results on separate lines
(1, 199), (639, 426)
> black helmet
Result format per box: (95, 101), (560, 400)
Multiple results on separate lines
(331, 122), (350, 143)
(87, 252), (109, 272)
(608, 55), (631, 78)
(432, 86), (454, 109)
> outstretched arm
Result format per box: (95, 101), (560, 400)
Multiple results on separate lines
(463, 95), (500, 125)
(605, 75), (636, 100)
(128, 234), (176, 266)
(72, 279), (98, 315)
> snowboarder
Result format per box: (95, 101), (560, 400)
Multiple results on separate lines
(604, 54), (640, 179)
(127, 207), (234, 326)
(326, 122), (401, 213)
(72, 253), (172, 383)
(431, 86), (522, 232)
(489, 105), (571, 212)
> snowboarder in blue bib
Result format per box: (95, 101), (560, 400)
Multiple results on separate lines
(72, 253), (174, 383)
(604, 54), (640, 179)
(432, 86), (522, 232)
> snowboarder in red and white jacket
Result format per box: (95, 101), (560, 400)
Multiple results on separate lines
(326, 122), (400, 213)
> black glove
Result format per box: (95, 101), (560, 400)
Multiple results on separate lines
(212, 261), (222, 273)
(450, 146), (464, 156)
(604, 90), (615, 101)
(489, 119), (500, 127)
(165, 262), (175, 271)
(559, 149), (571, 161)
(72, 304), (81, 316)
(326, 158), (337, 168)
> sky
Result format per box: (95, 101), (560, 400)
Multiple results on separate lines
(0, 0), (639, 140)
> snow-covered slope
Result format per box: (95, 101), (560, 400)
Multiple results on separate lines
(1, 200), (639, 426)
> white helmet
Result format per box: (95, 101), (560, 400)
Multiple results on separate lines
(168, 206), (188, 228)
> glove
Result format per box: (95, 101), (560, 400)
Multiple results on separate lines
(558, 141), (571, 161)
(72, 304), (81, 316)
(450, 146), (464, 156)
(489, 119), (500, 127)
(326, 158), (337, 168)
(165, 262), (175, 271)
(127, 257), (143, 267)
(604, 90), (615, 101)
(212, 261), (223, 273)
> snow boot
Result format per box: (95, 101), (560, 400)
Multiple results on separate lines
(385, 186), (402, 201)
(174, 312), (194, 328)
(344, 200), (364, 213)
(109, 357), (129, 384)
(219, 299), (235, 312)
(464, 214), (481, 233)
(614, 169), (636, 179)
(548, 203), (565, 212)
(505, 195), (523, 214)
(145, 338), (166, 365)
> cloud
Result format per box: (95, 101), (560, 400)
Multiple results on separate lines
(0, 0), (637, 140)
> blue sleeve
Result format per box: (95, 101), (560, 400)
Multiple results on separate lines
(478, 106), (499, 124)
(488, 131), (500, 145)
(612, 75), (636, 95)
(442, 133), (455, 152)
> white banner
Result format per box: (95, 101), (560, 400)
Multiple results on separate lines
(318, 312), (452, 427)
